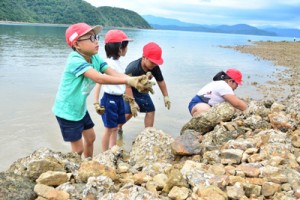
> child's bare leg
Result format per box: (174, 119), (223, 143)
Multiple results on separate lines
(70, 139), (84, 155)
(191, 103), (211, 117)
(109, 127), (118, 148)
(82, 128), (96, 158)
(145, 111), (155, 127)
(102, 128), (111, 152)
(117, 114), (132, 131)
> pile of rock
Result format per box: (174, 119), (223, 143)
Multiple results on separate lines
(0, 96), (299, 199)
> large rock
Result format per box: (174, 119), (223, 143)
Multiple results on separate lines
(0, 172), (36, 200)
(6, 148), (81, 179)
(180, 102), (235, 135)
(129, 128), (175, 172)
(171, 129), (203, 156)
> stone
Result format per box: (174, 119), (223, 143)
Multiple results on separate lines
(36, 171), (68, 186)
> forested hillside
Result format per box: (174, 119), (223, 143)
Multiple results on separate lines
(0, 0), (151, 29)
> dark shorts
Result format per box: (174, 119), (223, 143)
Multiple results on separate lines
(101, 93), (126, 128)
(56, 111), (94, 142)
(124, 90), (155, 114)
(188, 95), (205, 114)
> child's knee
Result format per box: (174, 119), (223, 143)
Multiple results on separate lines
(86, 134), (96, 144)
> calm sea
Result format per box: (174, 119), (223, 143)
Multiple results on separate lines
(0, 24), (290, 171)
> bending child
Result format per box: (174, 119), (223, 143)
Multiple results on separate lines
(188, 68), (247, 117)
(118, 42), (171, 133)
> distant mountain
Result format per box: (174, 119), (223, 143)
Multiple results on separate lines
(143, 15), (300, 37)
(262, 27), (300, 38)
(143, 15), (199, 27)
(0, 0), (151, 29)
(216, 24), (276, 36)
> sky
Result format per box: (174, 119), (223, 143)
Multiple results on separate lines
(84, 0), (300, 29)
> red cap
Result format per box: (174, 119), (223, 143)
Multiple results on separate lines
(105, 29), (133, 44)
(226, 68), (243, 85)
(65, 23), (102, 47)
(143, 42), (164, 65)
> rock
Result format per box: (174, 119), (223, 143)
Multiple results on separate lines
(130, 127), (175, 172)
(163, 168), (189, 193)
(262, 182), (281, 197)
(78, 160), (118, 182)
(101, 183), (160, 200)
(168, 186), (190, 200)
(0, 172), (36, 200)
(180, 102), (235, 135)
(171, 130), (203, 156)
(196, 185), (228, 199)
(226, 182), (245, 199)
(36, 171), (68, 186)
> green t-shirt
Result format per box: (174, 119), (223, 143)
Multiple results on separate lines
(52, 51), (108, 121)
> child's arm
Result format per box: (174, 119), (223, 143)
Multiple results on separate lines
(104, 67), (128, 78)
(94, 83), (101, 104)
(84, 68), (154, 93)
(93, 83), (105, 115)
(84, 68), (127, 84)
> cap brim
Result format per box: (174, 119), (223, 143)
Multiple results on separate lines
(124, 38), (133, 42)
(149, 58), (164, 65)
(81, 25), (103, 37)
(92, 25), (103, 35)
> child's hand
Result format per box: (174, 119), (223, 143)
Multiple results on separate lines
(123, 95), (140, 117)
(93, 103), (105, 115)
(127, 75), (155, 94)
(164, 96), (171, 110)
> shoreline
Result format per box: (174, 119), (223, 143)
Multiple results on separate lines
(0, 20), (69, 27)
(222, 41), (300, 101)
(0, 21), (150, 30)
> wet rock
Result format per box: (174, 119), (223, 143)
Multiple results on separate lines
(0, 172), (36, 200)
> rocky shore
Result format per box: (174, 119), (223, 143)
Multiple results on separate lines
(222, 41), (300, 101)
(0, 41), (299, 200)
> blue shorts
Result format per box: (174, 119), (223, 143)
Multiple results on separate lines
(101, 93), (126, 128)
(188, 95), (204, 114)
(56, 111), (94, 142)
(124, 90), (155, 114)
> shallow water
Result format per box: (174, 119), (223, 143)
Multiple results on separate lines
(0, 24), (289, 171)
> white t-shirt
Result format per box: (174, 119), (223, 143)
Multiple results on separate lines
(102, 58), (126, 95)
(196, 80), (234, 106)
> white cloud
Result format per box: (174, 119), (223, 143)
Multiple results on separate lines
(84, 0), (300, 28)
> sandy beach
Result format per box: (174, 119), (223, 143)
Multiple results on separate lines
(223, 41), (300, 101)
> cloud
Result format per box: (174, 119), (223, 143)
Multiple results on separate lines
(84, 0), (300, 28)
